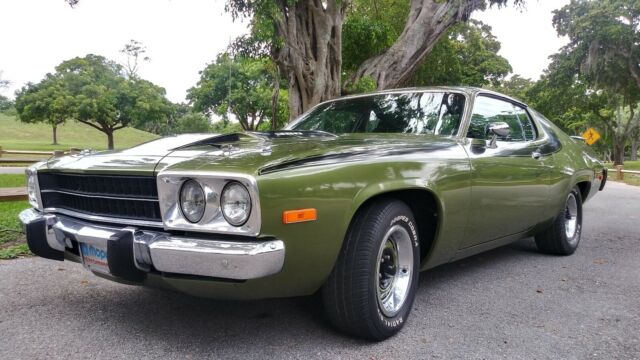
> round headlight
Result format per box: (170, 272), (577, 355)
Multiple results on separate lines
(179, 179), (206, 223)
(221, 182), (251, 226)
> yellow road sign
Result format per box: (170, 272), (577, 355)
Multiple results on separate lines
(581, 127), (601, 146)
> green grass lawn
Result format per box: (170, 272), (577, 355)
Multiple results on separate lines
(0, 113), (159, 151)
(0, 200), (30, 259)
(0, 174), (26, 188)
(610, 175), (640, 187)
(622, 160), (640, 171)
(0, 113), (160, 260)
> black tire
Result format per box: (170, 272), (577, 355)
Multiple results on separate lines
(322, 198), (420, 340)
(535, 186), (583, 255)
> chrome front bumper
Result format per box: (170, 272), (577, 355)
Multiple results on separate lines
(19, 208), (285, 281)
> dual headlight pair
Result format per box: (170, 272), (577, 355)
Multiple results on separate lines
(179, 179), (251, 226)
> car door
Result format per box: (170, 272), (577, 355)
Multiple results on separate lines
(459, 94), (551, 249)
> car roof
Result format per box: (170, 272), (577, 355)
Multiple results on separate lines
(326, 86), (527, 108)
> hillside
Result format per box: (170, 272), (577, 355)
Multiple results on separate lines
(0, 113), (159, 151)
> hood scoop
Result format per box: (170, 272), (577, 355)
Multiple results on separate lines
(171, 131), (336, 151)
(171, 133), (247, 150)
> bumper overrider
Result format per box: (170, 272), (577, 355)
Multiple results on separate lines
(19, 208), (285, 282)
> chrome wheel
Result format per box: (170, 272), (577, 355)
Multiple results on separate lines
(376, 225), (413, 317)
(564, 192), (578, 241)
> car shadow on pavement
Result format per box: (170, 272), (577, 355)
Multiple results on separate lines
(58, 237), (546, 351)
(420, 237), (542, 289)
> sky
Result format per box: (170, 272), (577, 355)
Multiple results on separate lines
(472, 0), (569, 80)
(0, 0), (248, 102)
(0, 0), (568, 103)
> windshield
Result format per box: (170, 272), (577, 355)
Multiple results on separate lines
(288, 92), (466, 136)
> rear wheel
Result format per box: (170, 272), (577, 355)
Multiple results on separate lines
(535, 186), (583, 255)
(322, 199), (420, 340)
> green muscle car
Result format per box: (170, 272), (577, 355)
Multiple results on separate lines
(20, 87), (606, 340)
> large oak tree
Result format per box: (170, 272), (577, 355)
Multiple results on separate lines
(18, 54), (172, 149)
(226, 0), (520, 119)
(59, 55), (173, 149)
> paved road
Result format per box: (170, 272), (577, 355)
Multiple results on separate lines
(0, 167), (26, 174)
(1, 182), (639, 359)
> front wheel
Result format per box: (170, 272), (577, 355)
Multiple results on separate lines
(535, 186), (583, 255)
(322, 199), (420, 340)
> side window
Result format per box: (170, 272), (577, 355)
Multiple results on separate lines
(512, 105), (537, 141)
(431, 93), (466, 136)
(467, 96), (537, 142)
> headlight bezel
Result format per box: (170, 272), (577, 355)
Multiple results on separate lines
(156, 171), (261, 236)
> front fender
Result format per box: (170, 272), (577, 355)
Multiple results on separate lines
(251, 148), (471, 296)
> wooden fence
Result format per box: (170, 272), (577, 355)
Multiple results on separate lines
(0, 146), (82, 163)
(609, 166), (640, 181)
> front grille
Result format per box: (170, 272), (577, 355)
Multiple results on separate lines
(38, 173), (161, 222)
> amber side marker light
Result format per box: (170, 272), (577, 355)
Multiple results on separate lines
(282, 208), (317, 224)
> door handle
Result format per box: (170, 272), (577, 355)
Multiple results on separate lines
(531, 151), (542, 160)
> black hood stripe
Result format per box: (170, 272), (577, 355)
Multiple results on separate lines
(258, 143), (455, 175)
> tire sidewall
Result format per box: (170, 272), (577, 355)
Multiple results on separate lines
(369, 205), (420, 337)
(561, 187), (583, 252)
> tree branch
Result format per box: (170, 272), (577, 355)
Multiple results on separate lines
(628, 57), (640, 89)
(77, 119), (106, 133)
(348, 0), (486, 90)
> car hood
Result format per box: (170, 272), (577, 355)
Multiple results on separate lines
(40, 132), (461, 176)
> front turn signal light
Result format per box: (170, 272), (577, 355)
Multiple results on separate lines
(282, 208), (317, 224)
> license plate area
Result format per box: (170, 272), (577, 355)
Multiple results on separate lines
(79, 242), (110, 275)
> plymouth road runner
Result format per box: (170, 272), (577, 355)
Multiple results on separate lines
(20, 87), (606, 340)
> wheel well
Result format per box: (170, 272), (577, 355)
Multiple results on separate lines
(357, 189), (439, 262)
(576, 181), (590, 201)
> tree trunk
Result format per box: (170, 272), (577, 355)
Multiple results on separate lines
(273, 0), (347, 119)
(106, 130), (114, 150)
(348, 0), (484, 90)
(271, 0), (489, 118)
(613, 141), (625, 166)
(236, 114), (249, 131)
(52, 124), (58, 145)
(603, 148), (611, 163)
(632, 138), (639, 161)
(271, 65), (281, 130)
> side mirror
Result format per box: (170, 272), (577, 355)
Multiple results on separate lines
(487, 122), (510, 149)
(470, 138), (487, 154)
